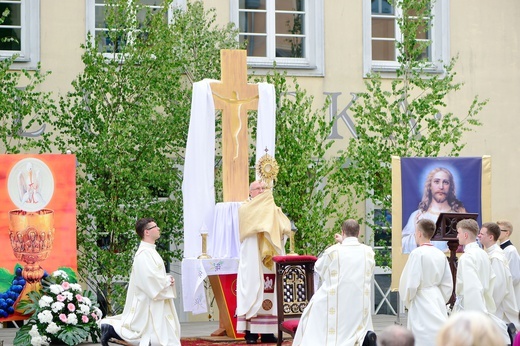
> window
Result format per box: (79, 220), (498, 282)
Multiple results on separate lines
(86, 0), (178, 56)
(231, 0), (324, 76)
(363, 0), (449, 76)
(0, 0), (40, 69)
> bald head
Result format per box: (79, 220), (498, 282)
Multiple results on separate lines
(378, 325), (414, 346)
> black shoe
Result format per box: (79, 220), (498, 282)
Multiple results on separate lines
(101, 324), (123, 346)
(260, 333), (278, 343)
(362, 330), (377, 346)
(245, 330), (259, 344)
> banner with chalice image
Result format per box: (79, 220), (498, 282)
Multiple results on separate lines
(0, 154), (77, 322)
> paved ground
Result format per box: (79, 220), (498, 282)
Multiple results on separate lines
(0, 314), (405, 345)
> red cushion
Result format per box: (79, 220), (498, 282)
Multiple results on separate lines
(281, 319), (300, 333)
(272, 255), (317, 263)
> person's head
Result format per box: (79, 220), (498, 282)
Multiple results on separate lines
(436, 311), (504, 346)
(456, 219), (479, 246)
(497, 220), (513, 242)
(418, 167), (464, 212)
(341, 219), (360, 238)
(135, 217), (161, 243)
(378, 325), (415, 346)
(478, 222), (500, 248)
(249, 180), (266, 198)
(415, 218), (436, 245)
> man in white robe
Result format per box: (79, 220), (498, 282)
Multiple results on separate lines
(454, 219), (510, 344)
(478, 222), (519, 329)
(293, 219), (375, 346)
(399, 219), (453, 346)
(497, 220), (520, 306)
(236, 181), (291, 344)
(99, 218), (181, 346)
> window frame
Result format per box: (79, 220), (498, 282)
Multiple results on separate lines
(230, 0), (324, 76)
(362, 0), (449, 77)
(0, 0), (40, 70)
(85, 0), (180, 59)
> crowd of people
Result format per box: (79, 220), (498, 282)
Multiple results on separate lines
(398, 218), (520, 346)
(95, 180), (520, 346)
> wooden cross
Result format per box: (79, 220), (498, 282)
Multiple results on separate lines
(210, 50), (258, 202)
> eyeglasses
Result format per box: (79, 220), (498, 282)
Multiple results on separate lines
(500, 229), (509, 232)
(146, 224), (158, 230)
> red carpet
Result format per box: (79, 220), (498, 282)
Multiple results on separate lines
(180, 338), (293, 346)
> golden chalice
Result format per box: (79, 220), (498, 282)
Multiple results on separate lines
(8, 209), (55, 286)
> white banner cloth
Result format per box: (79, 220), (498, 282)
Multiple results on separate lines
(181, 258), (239, 314)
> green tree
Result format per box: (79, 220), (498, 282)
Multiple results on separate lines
(54, 0), (240, 315)
(251, 72), (355, 256)
(0, 8), (55, 154)
(342, 0), (486, 265)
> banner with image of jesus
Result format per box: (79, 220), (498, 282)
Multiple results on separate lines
(391, 156), (491, 290)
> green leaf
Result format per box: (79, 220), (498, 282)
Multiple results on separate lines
(13, 324), (35, 346)
(0, 267), (14, 292)
(56, 325), (90, 346)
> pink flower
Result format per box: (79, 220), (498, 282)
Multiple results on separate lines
(59, 314), (67, 322)
(82, 315), (89, 323)
(57, 295), (66, 302)
(62, 282), (70, 290)
(75, 294), (83, 301)
(91, 312), (98, 320)
(67, 303), (76, 312)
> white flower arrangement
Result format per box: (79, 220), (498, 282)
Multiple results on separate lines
(14, 269), (103, 346)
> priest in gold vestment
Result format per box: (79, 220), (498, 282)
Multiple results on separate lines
(236, 181), (291, 344)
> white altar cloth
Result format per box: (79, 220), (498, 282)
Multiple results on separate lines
(181, 258), (239, 315)
(208, 202), (242, 259)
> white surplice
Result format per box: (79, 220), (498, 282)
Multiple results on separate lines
(99, 242), (181, 346)
(501, 240), (520, 308)
(454, 242), (509, 344)
(399, 244), (453, 346)
(292, 237), (375, 346)
(486, 244), (519, 329)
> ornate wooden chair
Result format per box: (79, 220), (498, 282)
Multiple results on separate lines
(272, 255), (318, 346)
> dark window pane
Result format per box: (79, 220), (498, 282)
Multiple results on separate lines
(240, 34), (266, 57)
(276, 36), (303, 58)
(276, 13), (303, 35)
(239, 0), (266, 10)
(0, 3), (21, 26)
(382, 0), (393, 14)
(239, 11), (266, 34)
(95, 6), (106, 28)
(96, 30), (128, 53)
(0, 28), (21, 51)
(372, 40), (395, 61)
(276, 0), (304, 11)
(372, 0), (393, 15)
(372, 17), (394, 39)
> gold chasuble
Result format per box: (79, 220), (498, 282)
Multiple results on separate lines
(238, 190), (291, 270)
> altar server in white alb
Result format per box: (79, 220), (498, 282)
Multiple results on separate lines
(293, 219), (375, 346)
(399, 218), (453, 346)
(478, 222), (519, 329)
(453, 218), (510, 344)
(99, 218), (181, 346)
(497, 220), (520, 306)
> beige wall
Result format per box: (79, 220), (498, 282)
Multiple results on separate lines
(39, 1), (85, 94)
